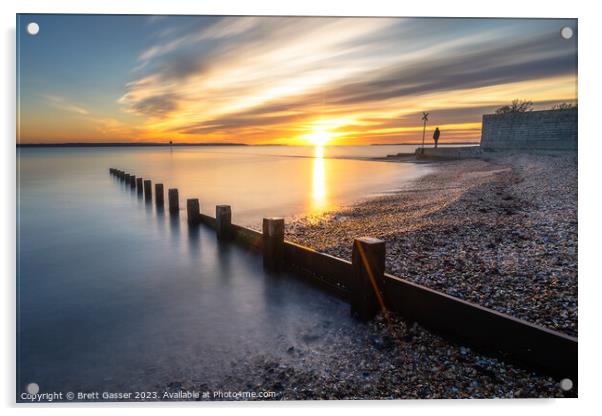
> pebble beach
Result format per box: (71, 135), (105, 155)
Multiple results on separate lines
(288, 152), (578, 337)
(165, 151), (577, 400)
(273, 151), (577, 399)
(164, 312), (571, 400)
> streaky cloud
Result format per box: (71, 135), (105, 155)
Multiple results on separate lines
(117, 17), (577, 143)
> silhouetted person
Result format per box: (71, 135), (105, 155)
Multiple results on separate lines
(433, 127), (440, 148)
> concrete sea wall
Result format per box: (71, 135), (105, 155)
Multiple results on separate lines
(480, 109), (577, 150)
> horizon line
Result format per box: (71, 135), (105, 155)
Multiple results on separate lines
(16, 140), (480, 148)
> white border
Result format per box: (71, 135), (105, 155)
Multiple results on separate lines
(2, 1), (600, 415)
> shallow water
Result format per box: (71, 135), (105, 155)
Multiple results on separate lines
(17, 145), (431, 399)
(19, 145), (432, 225)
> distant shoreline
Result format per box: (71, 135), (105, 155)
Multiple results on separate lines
(16, 142), (249, 148)
(16, 142), (478, 148)
(369, 141), (479, 146)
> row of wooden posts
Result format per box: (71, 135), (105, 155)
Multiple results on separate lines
(108, 168), (234, 236)
(109, 168), (352, 292)
(109, 167), (577, 381)
(109, 167), (385, 320)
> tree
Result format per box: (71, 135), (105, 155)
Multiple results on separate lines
(551, 102), (577, 110)
(495, 99), (533, 114)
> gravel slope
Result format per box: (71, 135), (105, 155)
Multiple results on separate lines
(162, 314), (572, 400)
(166, 152), (577, 400)
(287, 152), (578, 336)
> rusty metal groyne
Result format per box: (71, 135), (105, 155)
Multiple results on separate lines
(108, 168), (578, 383)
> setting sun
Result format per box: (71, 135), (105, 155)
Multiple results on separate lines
(306, 131), (332, 146)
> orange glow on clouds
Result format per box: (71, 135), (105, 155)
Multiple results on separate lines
(17, 16), (577, 144)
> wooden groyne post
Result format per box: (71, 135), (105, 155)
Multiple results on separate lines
(155, 183), (164, 206)
(136, 178), (143, 194)
(187, 198), (201, 225)
(263, 217), (285, 271)
(144, 180), (152, 200)
(350, 237), (386, 320)
(168, 188), (179, 214)
(216, 205), (232, 241)
(125, 173), (131, 184)
(130, 175), (136, 189)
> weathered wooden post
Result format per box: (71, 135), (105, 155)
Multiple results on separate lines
(216, 205), (232, 241)
(125, 173), (131, 184)
(350, 237), (386, 320)
(187, 198), (200, 225)
(130, 175), (136, 189)
(144, 180), (152, 200)
(262, 217), (284, 271)
(136, 178), (143, 194)
(168, 188), (179, 214)
(155, 183), (164, 206)
(119, 170), (125, 180)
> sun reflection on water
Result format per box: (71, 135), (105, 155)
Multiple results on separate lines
(311, 145), (327, 214)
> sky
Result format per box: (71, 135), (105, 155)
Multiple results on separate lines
(17, 15), (577, 145)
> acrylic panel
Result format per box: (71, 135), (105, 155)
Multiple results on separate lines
(16, 14), (578, 402)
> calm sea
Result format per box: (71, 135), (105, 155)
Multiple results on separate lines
(20, 144), (432, 224)
(17, 145), (432, 398)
